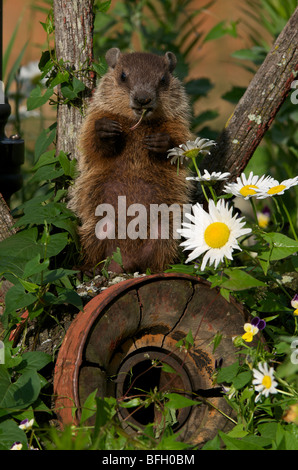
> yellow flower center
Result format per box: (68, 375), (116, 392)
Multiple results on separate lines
(204, 222), (230, 248)
(240, 184), (258, 197)
(267, 184), (286, 195)
(262, 375), (272, 389)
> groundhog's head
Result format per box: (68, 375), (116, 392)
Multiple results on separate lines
(104, 48), (179, 120)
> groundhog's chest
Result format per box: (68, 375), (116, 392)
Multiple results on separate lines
(99, 124), (176, 205)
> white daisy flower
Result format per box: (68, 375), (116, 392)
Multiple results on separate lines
(186, 170), (231, 183)
(223, 171), (275, 200)
(255, 176), (298, 199)
(252, 362), (278, 402)
(177, 198), (252, 270)
(167, 137), (216, 165)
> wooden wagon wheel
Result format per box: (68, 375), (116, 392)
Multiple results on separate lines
(53, 273), (247, 446)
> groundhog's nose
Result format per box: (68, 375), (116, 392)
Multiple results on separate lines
(134, 94), (152, 107)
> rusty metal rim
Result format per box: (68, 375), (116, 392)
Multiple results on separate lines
(53, 272), (247, 426)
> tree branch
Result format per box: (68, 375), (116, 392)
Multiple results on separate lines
(202, 7), (298, 184)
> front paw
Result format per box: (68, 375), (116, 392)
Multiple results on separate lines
(95, 117), (122, 140)
(144, 133), (171, 154)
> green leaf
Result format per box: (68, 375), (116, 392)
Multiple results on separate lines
(165, 393), (199, 409)
(50, 70), (70, 87)
(221, 268), (265, 291)
(27, 85), (54, 111)
(15, 351), (52, 373)
(14, 201), (65, 226)
(201, 434), (221, 450)
(23, 255), (50, 279)
(0, 228), (39, 260)
(219, 431), (264, 450)
(185, 78), (213, 99)
(120, 398), (143, 408)
(17, 278), (39, 293)
(222, 86), (246, 104)
(216, 361), (239, 384)
(61, 77), (85, 100)
(0, 420), (27, 450)
(32, 149), (57, 170)
(232, 371), (252, 390)
(58, 151), (77, 177)
(34, 126), (56, 161)
(204, 20), (238, 42)
(112, 247), (123, 267)
(0, 369), (41, 412)
(210, 331), (223, 353)
(260, 232), (298, 261)
(161, 363), (177, 375)
(42, 288), (83, 310)
(0, 229), (68, 262)
(72, 76), (85, 94)
(28, 164), (64, 184)
(227, 423), (248, 438)
(4, 284), (36, 315)
(97, 0), (111, 13)
(46, 232), (69, 258)
(42, 268), (75, 284)
(80, 389), (97, 424)
(61, 84), (76, 100)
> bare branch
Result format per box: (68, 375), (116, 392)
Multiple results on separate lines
(202, 7), (298, 184)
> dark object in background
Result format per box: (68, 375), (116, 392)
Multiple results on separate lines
(0, 101), (24, 205)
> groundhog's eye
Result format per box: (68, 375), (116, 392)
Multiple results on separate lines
(160, 75), (167, 86)
(121, 71), (127, 82)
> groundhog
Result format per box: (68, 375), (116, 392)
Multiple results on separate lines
(69, 48), (193, 273)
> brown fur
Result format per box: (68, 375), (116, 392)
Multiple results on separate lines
(69, 49), (193, 273)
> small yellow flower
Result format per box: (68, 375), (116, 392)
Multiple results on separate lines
(242, 323), (259, 342)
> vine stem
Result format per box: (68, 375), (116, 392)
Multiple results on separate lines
(249, 198), (259, 225)
(279, 198), (298, 241)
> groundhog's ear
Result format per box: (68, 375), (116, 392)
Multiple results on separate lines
(105, 48), (121, 68)
(165, 52), (177, 73)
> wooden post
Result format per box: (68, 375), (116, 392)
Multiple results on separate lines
(53, 0), (96, 160)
